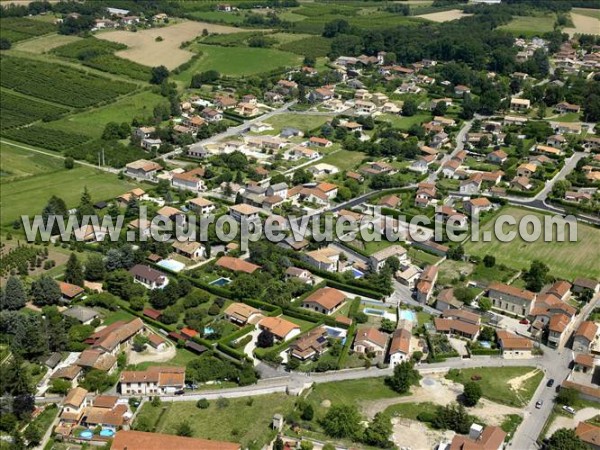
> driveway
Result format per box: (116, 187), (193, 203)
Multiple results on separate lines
(127, 343), (176, 365)
(546, 407), (600, 437)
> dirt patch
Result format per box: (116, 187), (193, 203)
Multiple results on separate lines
(393, 418), (453, 449)
(362, 374), (521, 426)
(508, 369), (540, 392)
(417, 9), (473, 23)
(97, 21), (249, 70)
(564, 13), (600, 36)
(127, 341), (176, 365)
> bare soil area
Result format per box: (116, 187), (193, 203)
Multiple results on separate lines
(546, 408), (600, 437)
(97, 21), (248, 69)
(564, 13), (600, 36)
(417, 9), (472, 23)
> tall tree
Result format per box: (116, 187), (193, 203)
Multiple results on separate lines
(30, 276), (61, 306)
(320, 404), (362, 439)
(547, 428), (587, 450)
(1, 276), (26, 310)
(84, 254), (105, 281)
(41, 195), (68, 236)
(386, 361), (420, 394)
(64, 253), (84, 287)
(77, 186), (95, 219)
(363, 412), (393, 447)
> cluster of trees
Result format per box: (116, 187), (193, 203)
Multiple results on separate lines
(318, 404), (393, 448)
(385, 361), (421, 394)
(185, 354), (257, 386)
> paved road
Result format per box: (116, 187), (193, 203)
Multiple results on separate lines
(428, 119), (473, 183)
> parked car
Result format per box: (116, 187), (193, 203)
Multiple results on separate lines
(562, 405), (576, 414)
(547, 379), (555, 387)
(519, 318), (529, 325)
(535, 400), (543, 409)
(174, 389), (185, 395)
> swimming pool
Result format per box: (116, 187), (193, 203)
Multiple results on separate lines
(399, 310), (417, 322)
(157, 259), (186, 273)
(323, 326), (348, 344)
(79, 430), (93, 440)
(209, 277), (231, 287)
(479, 341), (492, 349)
(351, 268), (364, 278)
(364, 308), (397, 321)
(204, 327), (215, 335)
(100, 428), (115, 437)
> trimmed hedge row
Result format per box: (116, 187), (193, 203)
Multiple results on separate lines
(337, 298), (360, 367)
(325, 279), (384, 300)
(469, 348), (501, 356)
(217, 342), (252, 363)
(220, 324), (255, 345)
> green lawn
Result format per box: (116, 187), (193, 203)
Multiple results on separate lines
(363, 238), (396, 256)
(465, 206), (600, 280)
(0, 143), (139, 226)
(470, 263), (518, 284)
(282, 314), (318, 332)
(313, 149), (367, 172)
(47, 90), (167, 139)
(102, 308), (137, 326)
(265, 113), (332, 134)
(173, 44), (302, 83)
(379, 113), (432, 131)
(436, 259), (473, 285)
(407, 248), (441, 266)
(307, 377), (402, 413)
(499, 15), (556, 36)
(0, 143), (65, 182)
(446, 367), (543, 407)
(143, 394), (296, 448)
(14, 33), (81, 54)
(384, 401), (437, 421)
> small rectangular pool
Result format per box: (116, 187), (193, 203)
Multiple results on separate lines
(209, 277), (231, 287)
(157, 259), (186, 273)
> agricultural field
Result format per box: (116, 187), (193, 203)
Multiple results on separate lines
(47, 90), (168, 139)
(0, 55), (137, 108)
(0, 17), (56, 43)
(379, 113), (433, 131)
(97, 20), (247, 70)
(499, 15), (556, 36)
(278, 35), (332, 58)
(571, 8), (600, 19)
(174, 43), (302, 82)
(14, 34), (81, 54)
(465, 206), (600, 280)
(1, 126), (91, 152)
(0, 90), (68, 130)
(138, 394), (296, 448)
(564, 12), (600, 36)
(416, 9), (472, 23)
(0, 144), (139, 226)
(52, 37), (153, 82)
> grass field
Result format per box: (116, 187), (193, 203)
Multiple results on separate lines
(312, 149), (366, 172)
(142, 394), (295, 448)
(127, 348), (198, 371)
(499, 15), (556, 36)
(0, 143), (65, 181)
(48, 90), (167, 139)
(174, 43), (301, 83)
(0, 143), (139, 225)
(465, 206), (600, 280)
(446, 367), (543, 407)
(307, 377), (401, 412)
(380, 113), (432, 131)
(265, 113), (332, 134)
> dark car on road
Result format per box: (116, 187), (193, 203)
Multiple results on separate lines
(547, 379), (554, 387)
(174, 389), (185, 395)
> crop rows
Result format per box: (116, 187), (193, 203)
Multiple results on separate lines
(2, 125), (91, 152)
(0, 55), (136, 108)
(0, 91), (68, 130)
(0, 17), (56, 42)
(52, 38), (152, 82)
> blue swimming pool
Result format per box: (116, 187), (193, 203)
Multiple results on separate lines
(100, 429), (115, 437)
(209, 277), (231, 287)
(479, 341), (492, 349)
(352, 268), (364, 278)
(204, 327), (215, 335)
(79, 430), (93, 440)
(399, 310), (417, 322)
